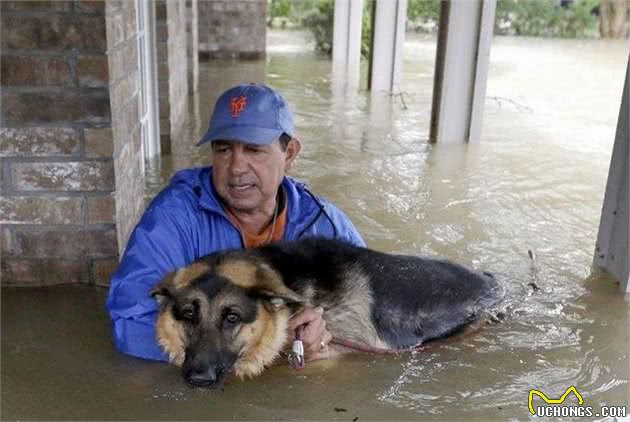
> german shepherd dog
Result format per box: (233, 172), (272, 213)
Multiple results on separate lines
(150, 237), (503, 388)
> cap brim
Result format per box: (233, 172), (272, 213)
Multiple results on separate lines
(197, 126), (284, 147)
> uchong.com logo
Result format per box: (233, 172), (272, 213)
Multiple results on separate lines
(528, 386), (627, 418)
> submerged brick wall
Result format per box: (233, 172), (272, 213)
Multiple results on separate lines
(1, 0), (117, 287)
(198, 0), (267, 59)
(156, 0), (189, 153)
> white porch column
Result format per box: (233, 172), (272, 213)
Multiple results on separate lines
(332, 0), (364, 87)
(594, 56), (629, 293)
(186, 0), (199, 94)
(369, 0), (407, 93)
(136, 0), (160, 160)
(429, 0), (496, 144)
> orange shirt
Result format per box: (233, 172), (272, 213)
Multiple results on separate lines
(225, 205), (287, 248)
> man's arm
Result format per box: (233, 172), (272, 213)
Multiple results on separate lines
(106, 202), (196, 361)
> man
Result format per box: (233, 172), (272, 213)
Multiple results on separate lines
(106, 83), (365, 363)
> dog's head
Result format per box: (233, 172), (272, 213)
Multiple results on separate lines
(150, 254), (303, 388)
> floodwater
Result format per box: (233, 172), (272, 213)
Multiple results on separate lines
(2, 31), (629, 420)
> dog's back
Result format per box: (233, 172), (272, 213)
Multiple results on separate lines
(153, 237), (505, 385)
(255, 237), (503, 350)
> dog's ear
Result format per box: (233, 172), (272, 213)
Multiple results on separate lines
(253, 264), (303, 312)
(150, 261), (211, 306)
(150, 273), (176, 307)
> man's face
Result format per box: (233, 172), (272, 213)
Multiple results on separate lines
(211, 139), (299, 213)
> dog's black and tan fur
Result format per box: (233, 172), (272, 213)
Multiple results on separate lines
(151, 237), (503, 387)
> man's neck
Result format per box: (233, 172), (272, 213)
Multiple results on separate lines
(226, 189), (284, 235)
(229, 201), (277, 235)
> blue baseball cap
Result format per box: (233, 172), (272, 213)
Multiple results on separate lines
(197, 83), (294, 146)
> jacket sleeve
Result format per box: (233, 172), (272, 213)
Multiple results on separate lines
(105, 200), (196, 362)
(322, 202), (366, 247)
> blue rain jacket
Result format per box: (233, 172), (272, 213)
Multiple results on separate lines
(106, 167), (365, 361)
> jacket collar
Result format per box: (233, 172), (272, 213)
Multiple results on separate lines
(193, 167), (323, 238)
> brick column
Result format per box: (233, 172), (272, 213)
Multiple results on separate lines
(198, 0), (267, 60)
(1, 0), (117, 287)
(156, 0), (189, 154)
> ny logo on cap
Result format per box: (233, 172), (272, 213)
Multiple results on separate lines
(229, 96), (247, 117)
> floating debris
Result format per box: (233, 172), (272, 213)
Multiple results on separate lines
(527, 282), (540, 292)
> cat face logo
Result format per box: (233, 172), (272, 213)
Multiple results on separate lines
(229, 96), (247, 117)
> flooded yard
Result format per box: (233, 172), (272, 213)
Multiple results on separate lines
(2, 30), (628, 420)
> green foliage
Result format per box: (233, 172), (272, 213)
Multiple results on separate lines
(290, 0), (324, 22)
(269, 0), (291, 19)
(302, 0), (335, 55)
(302, 0), (372, 58)
(271, 0), (601, 56)
(267, 0), (321, 27)
(495, 0), (600, 38)
(407, 0), (441, 22)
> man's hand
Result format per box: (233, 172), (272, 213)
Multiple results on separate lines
(288, 307), (332, 361)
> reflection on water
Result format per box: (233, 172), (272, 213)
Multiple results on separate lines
(145, 30), (629, 419)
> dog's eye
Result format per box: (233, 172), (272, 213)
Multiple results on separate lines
(180, 304), (195, 320)
(225, 313), (241, 324)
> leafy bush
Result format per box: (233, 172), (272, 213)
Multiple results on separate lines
(302, 0), (372, 58)
(495, 0), (600, 38)
(269, 0), (291, 19)
(302, 0), (335, 55)
(406, 0), (599, 38)
(407, 0), (441, 22)
(275, 0), (601, 57)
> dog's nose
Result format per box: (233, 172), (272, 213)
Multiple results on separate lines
(186, 367), (218, 387)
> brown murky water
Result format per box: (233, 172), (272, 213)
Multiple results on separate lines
(2, 31), (629, 420)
